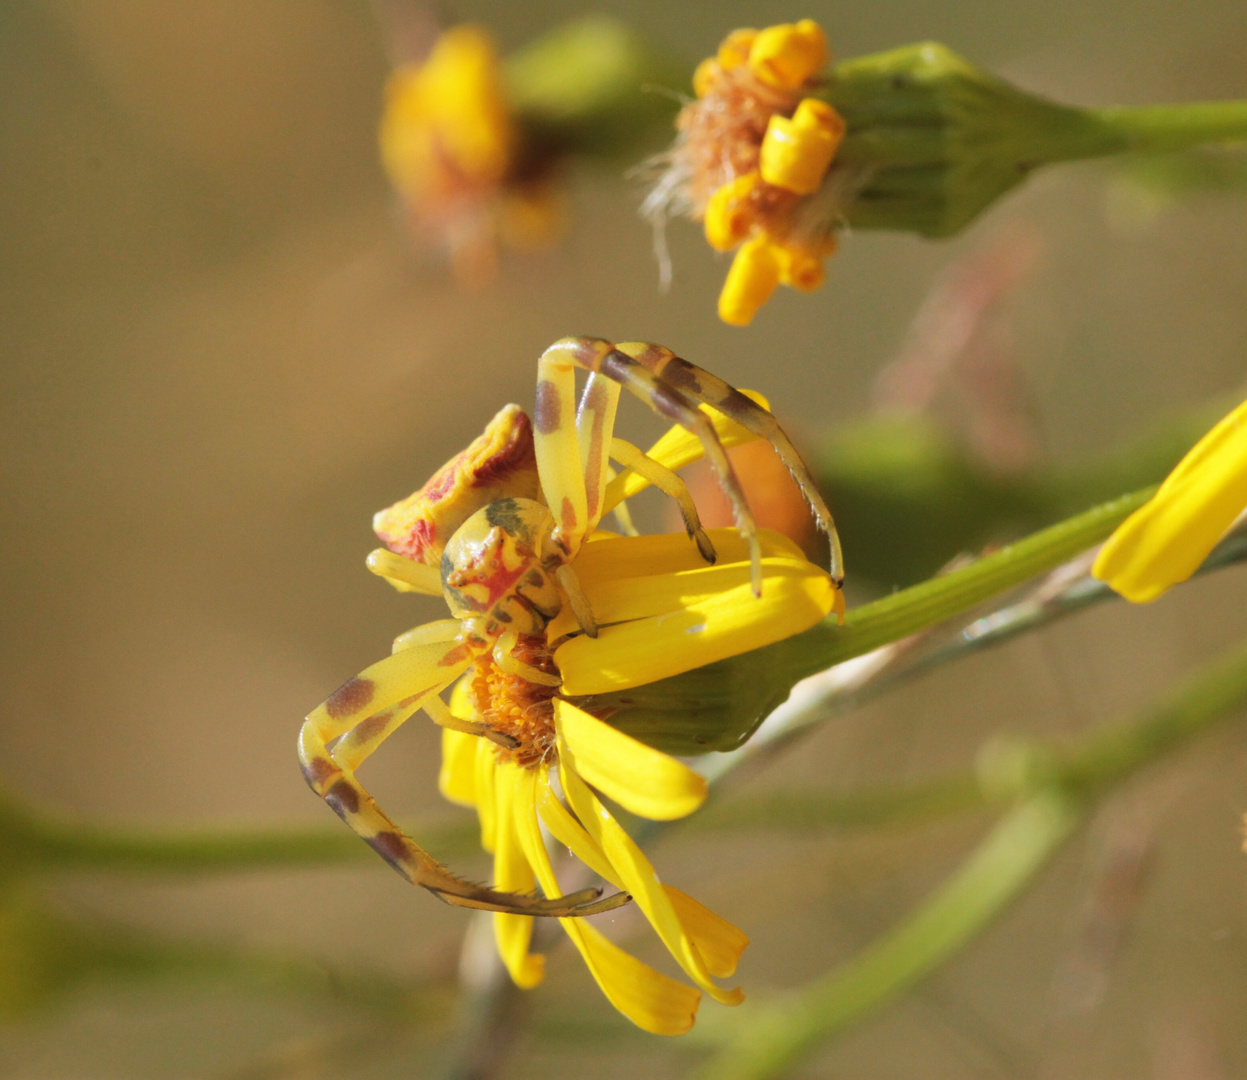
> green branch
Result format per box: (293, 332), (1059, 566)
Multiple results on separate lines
(597, 487), (1154, 755)
(689, 635), (1247, 1079)
(692, 791), (1079, 1080)
(792, 488), (1152, 681)
(0, 790), (476, 876)
(1084, 102), (1247, 156)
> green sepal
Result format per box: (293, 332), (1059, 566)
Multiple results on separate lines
(827, 42), (1107, 237)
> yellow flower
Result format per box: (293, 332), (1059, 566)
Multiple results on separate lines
(1093, 398), (1247, 603)
(380, 25), (562, 283)
(641, 20), (848, 326)
(367, 405), (836, 1033)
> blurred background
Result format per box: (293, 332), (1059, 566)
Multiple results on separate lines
(3, 0), (1247, 1076)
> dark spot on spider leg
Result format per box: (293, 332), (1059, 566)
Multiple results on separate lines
(300, 755), (338, 792)
(654, 355), (705, 398)
(534, 380), (560, 435)
(325, 677), (375, 719)
(350, 711), (392, 747)
(325, 779), (360, 818)
(367, 831), (413, 874)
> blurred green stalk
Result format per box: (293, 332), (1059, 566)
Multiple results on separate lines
(693, 791), (1079, 1080)
(598, 487), (1155, 753)
(692, 634), (1247, 1079)
(0, 789), (475, 876)
(828, 42), (1247, 236)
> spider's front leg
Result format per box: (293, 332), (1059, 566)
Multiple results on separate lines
(618, 341), (843, 585)
(299, 633), (626, 917)
(542, 336), (767, 593)
(576, 373), (717, 562)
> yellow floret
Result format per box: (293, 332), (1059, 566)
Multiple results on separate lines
(718, 238), (781, 326)
(776, 244), (828, 292)
(717, 28), (759, 70)
(692, 57), (718, 97)
(759, 98), (846, 195)
(379, 26), (513, 201)
(704, 173), (763, 251)
(748, 19), (828, 90)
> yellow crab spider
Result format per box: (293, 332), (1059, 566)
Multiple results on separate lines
(298, 337), (842, 918)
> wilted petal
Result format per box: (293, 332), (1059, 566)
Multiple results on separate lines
(558, 760), (745, 1006)
(1094, 398), (1247, 602)
(555, 700), (707, 821)
(509, 765), (701, 1035)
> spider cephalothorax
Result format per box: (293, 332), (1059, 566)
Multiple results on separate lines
(299, 337), (843, 917)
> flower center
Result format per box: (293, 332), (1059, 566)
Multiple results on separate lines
(468, 634), (559, 767)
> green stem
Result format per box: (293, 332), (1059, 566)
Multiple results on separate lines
(692, 791), (1080, 1080)
(783, 487), (1154, 685)
(689, 636), (1247, 1079)
(0, 792), (476, 875)
(598, 487), (1154, 756)
(694, 632), (1247, 833)
(1079, 101), (1247, 158)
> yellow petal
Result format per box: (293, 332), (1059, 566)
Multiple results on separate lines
(580, 554), (818, 629)
(1094, 398), (1247, 602)
(545, 529), (805, 642)
(534, 771), (746, 980)
(534, 768), (621, 886)
(576, 527), (802, 583)
(438, 727), (479, 807)
(601, 393), (770, 512)
(510, 765), (701, 1035)
(491, 761), (544, 989)
(563, 922), (700, 1036)
(448, 674), (474, 714)
(554, 700), (707, 821)
(556, 559), (834, 695)
(473, 741), (498, 854)
(558, 761), (745, 1006)
(663, 887), (749, 980)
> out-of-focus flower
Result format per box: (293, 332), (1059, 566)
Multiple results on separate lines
(1093, 398), (1247, 602)
(644, 32), (1247, 325)
(380, 25), (562, 283)
(642, 20), (848, 325)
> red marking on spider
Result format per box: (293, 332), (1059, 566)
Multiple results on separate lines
(471, 411), (536, 487)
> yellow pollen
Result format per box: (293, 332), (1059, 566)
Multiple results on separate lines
(468, 635), (559, 767)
